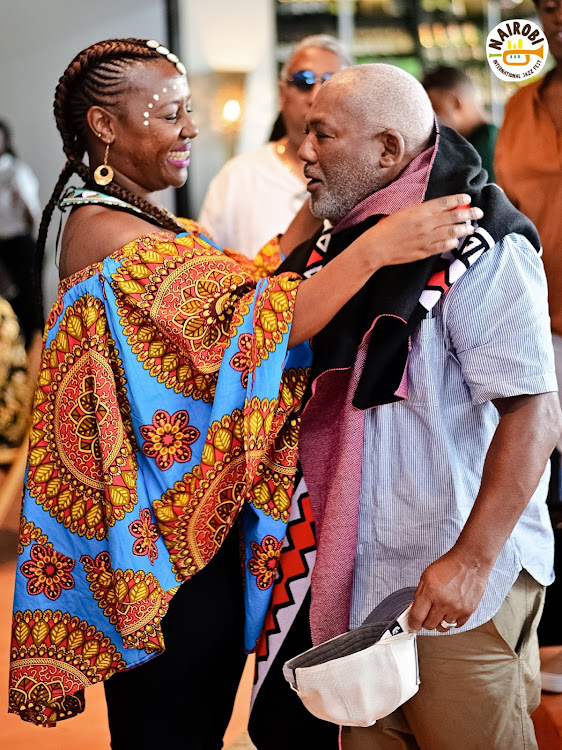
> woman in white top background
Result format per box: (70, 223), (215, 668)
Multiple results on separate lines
(198, 35), (352, 258)
(0, 119), (43, 347)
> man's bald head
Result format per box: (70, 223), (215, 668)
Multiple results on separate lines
(299, 63), (436, 224)
(319, 63), (435, 157)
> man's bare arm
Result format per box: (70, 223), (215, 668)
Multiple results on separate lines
(409, 391), (562, 632)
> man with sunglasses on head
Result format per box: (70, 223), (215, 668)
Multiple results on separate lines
(198, 34), (352, 257)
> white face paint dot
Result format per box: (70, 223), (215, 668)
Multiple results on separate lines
(162, 88), (168, 93)
(172, 84), (177, 90)
(153, 94), (159, 101)
(143, 120), (149, 126)
(143, 111), (150, 118)
(148, 103), (153, 109)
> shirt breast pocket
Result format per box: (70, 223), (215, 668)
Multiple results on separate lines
(405, 314), (448, 406)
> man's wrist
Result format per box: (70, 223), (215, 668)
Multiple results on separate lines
(449, 536), (497, 574)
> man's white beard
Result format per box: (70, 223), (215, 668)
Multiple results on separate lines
(310, 191), (351, 225)
(310, 163), (387, 225)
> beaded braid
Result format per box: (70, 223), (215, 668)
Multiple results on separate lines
(35, 37), (187, 312)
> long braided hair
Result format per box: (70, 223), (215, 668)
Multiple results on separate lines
(35, 38), (187, 312)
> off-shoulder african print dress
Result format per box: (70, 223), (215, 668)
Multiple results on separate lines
(9, 213), (311, 726)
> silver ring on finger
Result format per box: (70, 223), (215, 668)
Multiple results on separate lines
(440, 619), (458, 630)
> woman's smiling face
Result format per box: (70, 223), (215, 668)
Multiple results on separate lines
(99, 57), (198, 196)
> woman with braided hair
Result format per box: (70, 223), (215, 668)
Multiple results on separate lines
(8, 38), (481, 748)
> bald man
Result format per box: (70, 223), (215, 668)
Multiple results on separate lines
(251, 64), (560, 750)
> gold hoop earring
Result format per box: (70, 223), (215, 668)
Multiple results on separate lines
(94, 143), (114, 186)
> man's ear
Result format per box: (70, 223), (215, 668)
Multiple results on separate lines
(379, 129), (405, 168)
(451, 91), (463, 111)
(86, 106), (116, 144)
(278, 80), (287, 111)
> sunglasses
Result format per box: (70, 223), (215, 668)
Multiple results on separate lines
(285, 70), (334, 91)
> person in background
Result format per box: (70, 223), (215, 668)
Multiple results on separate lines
(0, 119), (43, 347)
(0, 295), (30, 449)
(495, 0), (562, 694)
(198, 34), (352, 257)
(422, 66), (498, 182)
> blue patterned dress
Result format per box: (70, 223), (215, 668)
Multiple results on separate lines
(9, 195), (311, 726)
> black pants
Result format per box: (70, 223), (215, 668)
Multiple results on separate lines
(249, 591), (339, 750)
(538, 450), (562, 646)
(104, 528), (246, 749)
(538, 526), (562, 646)
(0, 233), (42, 346)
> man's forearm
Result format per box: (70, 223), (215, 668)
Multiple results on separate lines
(453, 391), (562, 570)
(409, 390), (561, 632)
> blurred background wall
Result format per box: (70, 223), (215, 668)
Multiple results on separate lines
(179, 0), (277, 217)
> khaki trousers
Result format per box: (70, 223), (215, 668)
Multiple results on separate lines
(341, 570), (545, 750)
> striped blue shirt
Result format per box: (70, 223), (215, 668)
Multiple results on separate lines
(350, 233), (557, 634)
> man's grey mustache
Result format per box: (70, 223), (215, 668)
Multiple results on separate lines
(303, 168), (321, 179)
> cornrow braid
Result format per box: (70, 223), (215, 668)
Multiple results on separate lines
(35, 37), (187, 309)
(35, 160), (74, 318)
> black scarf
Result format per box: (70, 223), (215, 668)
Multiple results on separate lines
(278, 125), (541, 410)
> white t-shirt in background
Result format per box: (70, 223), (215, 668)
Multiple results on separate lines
(198, 143), (308, 258)
(0, 153), (41, 239)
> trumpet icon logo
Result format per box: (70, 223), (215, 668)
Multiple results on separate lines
(502, 39), (544, 66)
(487, 20), (549, 82)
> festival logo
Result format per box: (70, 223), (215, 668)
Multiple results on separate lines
(486, 19), (548, 82)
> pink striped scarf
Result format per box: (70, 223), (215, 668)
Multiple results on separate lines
(302, 143), (435, 646)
